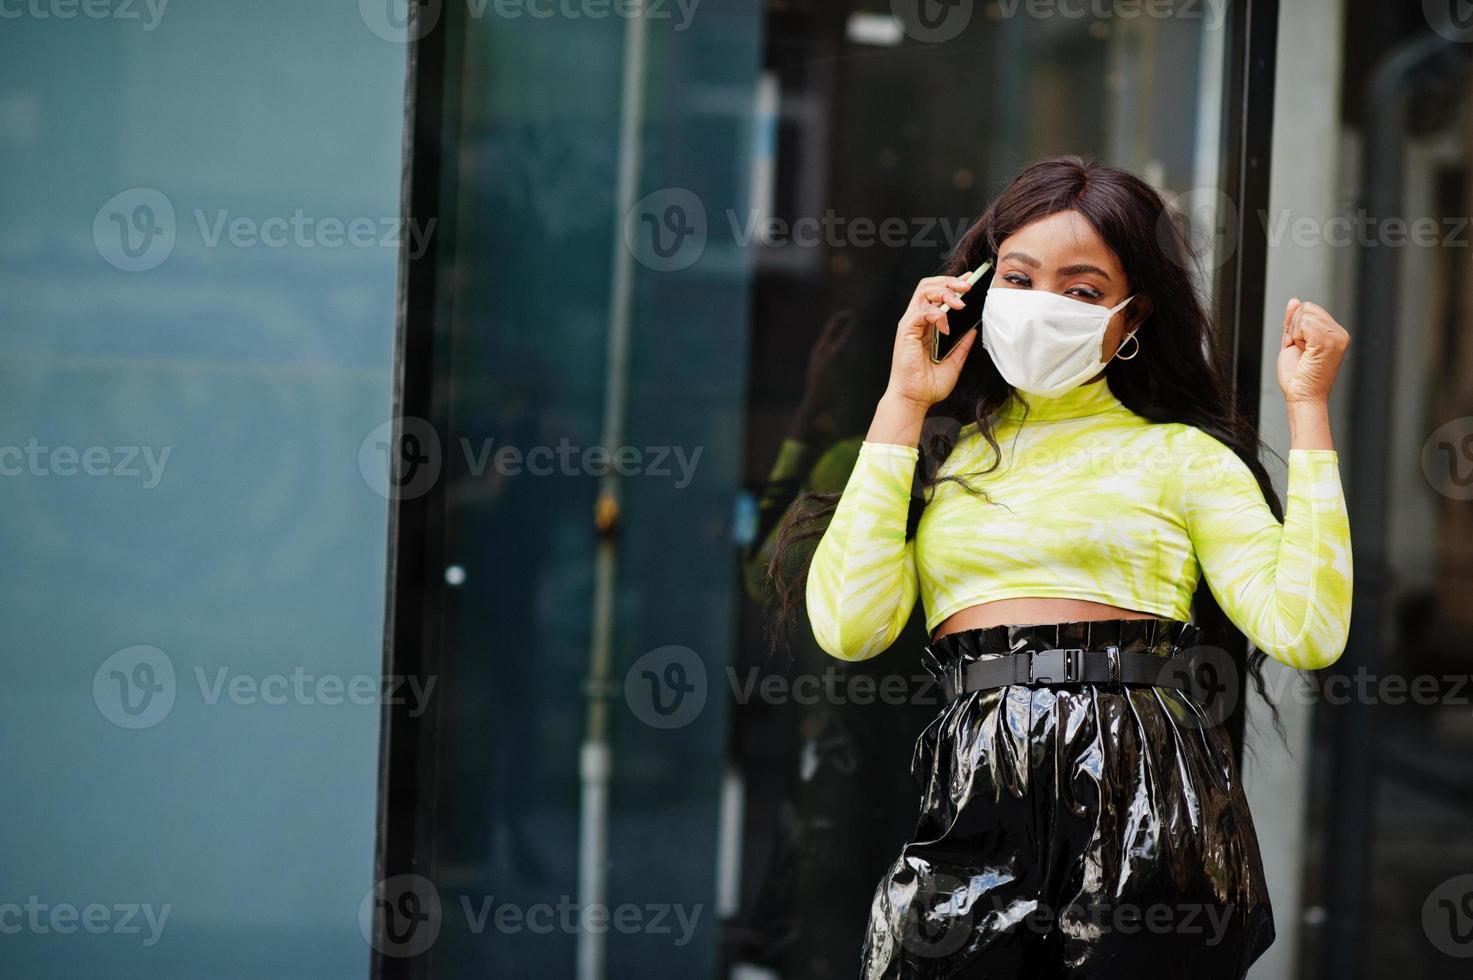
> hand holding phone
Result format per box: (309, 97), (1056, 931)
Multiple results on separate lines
(929, 260), (993, 363)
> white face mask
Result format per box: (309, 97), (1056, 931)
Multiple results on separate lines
(980, 286), (1136, 397)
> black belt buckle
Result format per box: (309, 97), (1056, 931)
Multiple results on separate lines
(1030, 647), (1084, 684)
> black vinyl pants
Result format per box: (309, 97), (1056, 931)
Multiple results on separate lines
(859, 618), (1275, 979)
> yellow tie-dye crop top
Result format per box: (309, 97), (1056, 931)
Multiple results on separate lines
(804, 376), (1352, 670)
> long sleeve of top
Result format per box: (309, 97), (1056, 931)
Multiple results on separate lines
(804, 440), (921, 662)
(1178, 432), (1353, 670)
(803, 377), (1353, 669)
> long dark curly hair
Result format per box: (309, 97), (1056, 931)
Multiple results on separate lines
(763, 154), (1297, 749)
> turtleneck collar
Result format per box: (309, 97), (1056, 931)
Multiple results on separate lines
(996, 376), (1128, 421)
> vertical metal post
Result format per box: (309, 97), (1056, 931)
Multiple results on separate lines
(578, 4), (651, 980)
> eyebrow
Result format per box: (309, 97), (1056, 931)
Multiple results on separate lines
(999, 250), (1113, 281)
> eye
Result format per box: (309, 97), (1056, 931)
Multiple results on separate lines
(1067, 285), (1104, 300)
(1001, 272), (1032, 287)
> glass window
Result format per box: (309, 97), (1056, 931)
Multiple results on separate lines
(0, 5), (404, 976)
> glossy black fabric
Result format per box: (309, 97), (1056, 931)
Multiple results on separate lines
(859, 618), (1274, 979)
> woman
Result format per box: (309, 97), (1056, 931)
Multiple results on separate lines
(769, 156), (1352, 978)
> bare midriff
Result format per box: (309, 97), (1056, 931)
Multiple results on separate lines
(931, 597), (1159, 641)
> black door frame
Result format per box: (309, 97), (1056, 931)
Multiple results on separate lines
(1212, 0), (1280, 765)
(369, 2), (1282, 975)
(369, 1), (460, 976)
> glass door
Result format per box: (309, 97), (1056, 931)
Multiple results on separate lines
(372, 2), (1273, 977)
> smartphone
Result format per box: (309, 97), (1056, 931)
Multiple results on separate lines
(929, 260), (994, 363)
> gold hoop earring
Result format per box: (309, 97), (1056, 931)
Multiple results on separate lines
(1115, 330), (1141, 361)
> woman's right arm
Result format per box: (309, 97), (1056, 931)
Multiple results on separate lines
(804, 271), (984, 661)
(804, 433), (921, 661)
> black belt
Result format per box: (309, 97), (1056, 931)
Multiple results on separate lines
(932, 645), (1192, 702)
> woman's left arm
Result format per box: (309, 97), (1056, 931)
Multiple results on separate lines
(1183, 299), (1353, 670)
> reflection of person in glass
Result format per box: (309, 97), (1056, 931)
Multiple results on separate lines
(765, 157), (1353, 979)
(737, 304), (941, 977)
